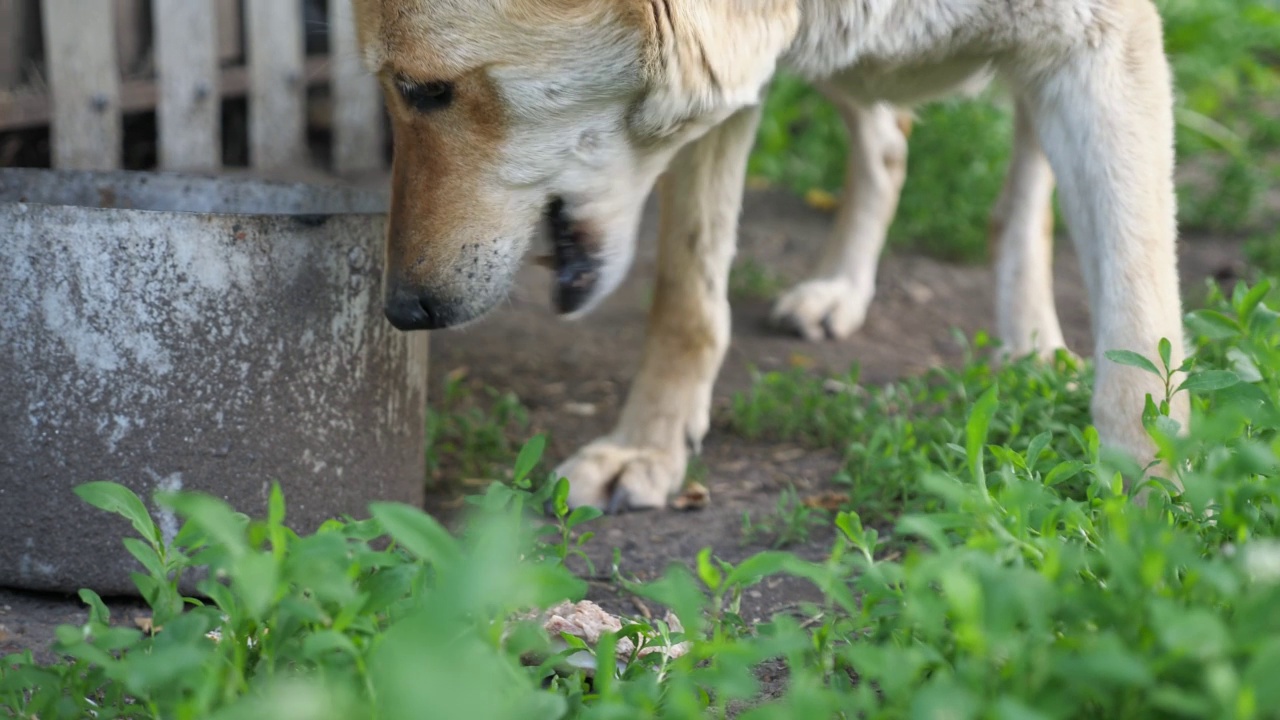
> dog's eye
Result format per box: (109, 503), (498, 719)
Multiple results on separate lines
(398, 79), (453, 113)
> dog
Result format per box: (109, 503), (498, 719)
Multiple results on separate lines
(352, 0), (1189, 511)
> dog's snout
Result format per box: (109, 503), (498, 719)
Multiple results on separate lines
(384, 289), (451, 331)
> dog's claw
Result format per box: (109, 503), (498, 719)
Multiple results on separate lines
(605, 485), (630, 515)
(685, 431), (702, 456)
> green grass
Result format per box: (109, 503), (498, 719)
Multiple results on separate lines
(741, 484), (828, 549)
(425, 373), (533, 483)
(729, 258), (787, 302)
(749, 0), (1280, 264)
(729, 337), (1095, 517)
(5, 275), (1280, 719)
(2, 8), (1277, 712)
(1246, 228), (1280, 275)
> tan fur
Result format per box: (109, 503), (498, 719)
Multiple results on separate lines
(384, 69), (506, 291)
(353, 0), (1190, 511)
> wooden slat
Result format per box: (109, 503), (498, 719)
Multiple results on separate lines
(0, 57), (331, 132)
(244, 0), (305, 170)
(153, 0), (220, 170)
(40, 0), (122, 169)
(113, 0), (146, 75)
(0, 0), (32, 88)
(215, 0), (242, 65)
(329, 0), (385, 173)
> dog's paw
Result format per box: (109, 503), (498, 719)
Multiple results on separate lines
(771, 278), (871, 341)
(554, 440), (687, 513)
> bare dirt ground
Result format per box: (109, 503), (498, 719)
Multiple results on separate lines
(0, 187), (1249, 662)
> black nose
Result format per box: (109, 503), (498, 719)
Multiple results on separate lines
(384, 290), (450, 331)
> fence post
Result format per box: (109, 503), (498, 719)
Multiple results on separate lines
(41, 0), (122, 169)
(0, 0), (33, 89)
(330, 0), (385, 174)
(153, 0), (220, 170)
(245, 0), (307, 170)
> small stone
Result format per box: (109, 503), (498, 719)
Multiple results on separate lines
(902, 280), (935, 305)
(772, 447), (806, 463)
(671, 481), (710, 511)
(788, 353), (815, 369)
(802, 491), (849, 511)
(822, 379), (851, 395)
(563, 401), (597, 417)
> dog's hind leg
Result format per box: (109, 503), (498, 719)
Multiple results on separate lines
(991, 99), (1068, 360)
(554, 106), (763, 512)
(1017, 1), (1187, 487)
(771, 94), (910, 341)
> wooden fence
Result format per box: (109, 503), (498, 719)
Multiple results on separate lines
(0, 0), (387, 174)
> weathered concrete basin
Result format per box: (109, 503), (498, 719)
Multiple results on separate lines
(0, 169), (427, 595)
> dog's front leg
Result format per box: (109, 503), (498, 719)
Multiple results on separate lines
(555, 106), (763, 512)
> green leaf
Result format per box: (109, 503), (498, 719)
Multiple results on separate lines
(1237, 278), (1271, 321)
(966, 386), (999, 490)
(302, 630), (359, 660)
(1177, 370), (1241, 393)
(565, 505), (602, 529)
(1057, 634), (1154, 688)
(512, 434), (546, 485)
(234, 552), (280, 620)
(909, 677), (979, 720)
(1186, 308), (1241, 339)
(1158, 337), (1173, 372)
(74, 482), (159, 546)
(120, 643), (212, 697)
(559, 632), (589, 651)
(1227, 347), (1263, 383)
(633, 564), (708, 635)
(1104, 349), (1161, 377)
(1044, 461), (1085, 487)
(369, 502), (459, 567)
(552, 477), (571, 518)
(1245, 638), (1280, 710)
(158, 492), (248, 560)
(994, 696), (1053, 720)
(1025, 431), (1052, 469)
(989, 445), (1028, 472)
(78, 589), (110, 627)
(122, 537), (166, 580)
(896, 514), (952, 551)
(359, 564), (415, 616)
(724, 551), (797, 588)
(835, 511), (865, 545)
(696, 547), (722, 591)
(268, 482), (286, 529)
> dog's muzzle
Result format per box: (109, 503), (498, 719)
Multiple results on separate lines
(544, 197), (601, 314)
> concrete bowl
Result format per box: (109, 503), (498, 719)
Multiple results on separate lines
(0, 168), (427, 595)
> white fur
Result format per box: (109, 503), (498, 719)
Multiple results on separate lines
(559, 0), (1187, 509)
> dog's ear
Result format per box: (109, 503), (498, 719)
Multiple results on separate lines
(629, 0), (798, 141)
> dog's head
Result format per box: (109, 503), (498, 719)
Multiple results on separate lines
(352, 0), (797, 329)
